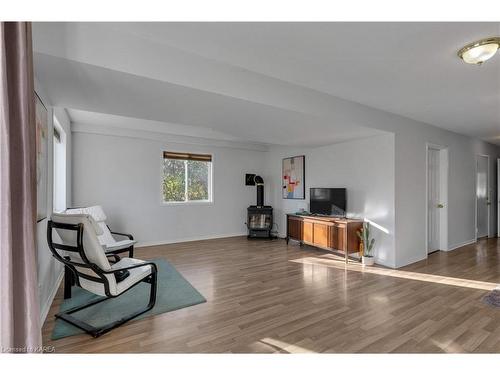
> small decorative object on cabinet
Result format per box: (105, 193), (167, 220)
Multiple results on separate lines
(357, 222), (375, 266)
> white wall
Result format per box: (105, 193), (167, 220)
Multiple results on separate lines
(52, 108), (72, 212)
(265, 134), (396, 268)
(71, 127), (267, 246)
(35, 81), (72, 323)
(393, 126), (500, 267)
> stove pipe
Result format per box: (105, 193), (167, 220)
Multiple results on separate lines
(254, 175), (264, 207)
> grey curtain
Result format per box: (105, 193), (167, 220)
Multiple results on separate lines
(0, 22), (42, 353)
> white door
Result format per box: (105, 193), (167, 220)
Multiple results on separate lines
(427, 148), (441, 253)
(476, 155), (489, 239)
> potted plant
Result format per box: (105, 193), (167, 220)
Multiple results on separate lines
(357, 222), (375, 266)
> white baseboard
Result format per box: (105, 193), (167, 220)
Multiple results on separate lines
(40, 269), (64, 325)
(136, 232), (248, 248)
(447, 238), (476, 251)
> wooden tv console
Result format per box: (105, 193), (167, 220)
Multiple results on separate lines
(286, 214), (363, 263)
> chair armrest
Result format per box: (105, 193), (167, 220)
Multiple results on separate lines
(106, 253), (121, 264)
(102, 261), (157, 275)
(107, 225), (134, 240)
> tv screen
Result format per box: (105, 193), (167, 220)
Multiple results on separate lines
(310, 188), (346, 216)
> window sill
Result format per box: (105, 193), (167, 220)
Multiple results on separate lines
(161, 200), (214, 206)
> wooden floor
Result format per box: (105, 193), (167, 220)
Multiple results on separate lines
(42, 236), (500, 353)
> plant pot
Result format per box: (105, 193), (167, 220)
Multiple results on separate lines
(362, 256), (375, 266)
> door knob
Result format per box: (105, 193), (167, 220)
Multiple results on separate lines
(437, 203), (444, 208)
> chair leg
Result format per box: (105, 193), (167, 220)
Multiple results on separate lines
(63, 265), (74, 299)
(147, 268), (158, 309)
(128, 246), (134, 258)
(55, 271), (157, 338)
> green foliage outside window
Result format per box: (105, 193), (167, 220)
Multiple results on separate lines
(162, 159), (186, 202)
(187, 160), (209, 200)
(162, 158), (210, 202)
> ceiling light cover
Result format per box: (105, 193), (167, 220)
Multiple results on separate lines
(458, 37), (500, 65)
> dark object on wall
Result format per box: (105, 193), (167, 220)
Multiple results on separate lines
(245, 174), (256, 186)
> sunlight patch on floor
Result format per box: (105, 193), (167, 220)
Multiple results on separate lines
(259, 337), (316, 353)
(430, 339), (465, 353)
(290, 256), (498, 291)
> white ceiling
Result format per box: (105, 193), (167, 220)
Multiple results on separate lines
(33, 22), (500, 146)
(67, 108), (250, 142)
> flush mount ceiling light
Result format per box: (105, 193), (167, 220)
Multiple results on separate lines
(457, 37), (500, 65)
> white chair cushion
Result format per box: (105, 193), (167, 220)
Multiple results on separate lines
(66, 205), (107, 222)
(78, 258), (152, 297)
(104, 239), (137, 252)
(82, 207), (114, 247)
(112, 258), (153, 296)
(84, 205), (107, 222)
(96, 221), (117, 247)
(64, 207), (104, 236)
(65, 206), (124, 248)
(51, 213), (110, 269)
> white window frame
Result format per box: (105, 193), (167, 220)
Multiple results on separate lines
(52, 116), (67, 213)
(160, 153), (214, 206)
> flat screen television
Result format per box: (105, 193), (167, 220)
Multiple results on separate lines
(310, 188), (346, 216)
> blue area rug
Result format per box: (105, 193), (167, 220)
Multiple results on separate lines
(52, 258), (206, 339)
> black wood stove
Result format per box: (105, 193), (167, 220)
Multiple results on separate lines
(247, 175), (273, 238)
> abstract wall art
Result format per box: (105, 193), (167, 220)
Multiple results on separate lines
(282, 155), (305, 199)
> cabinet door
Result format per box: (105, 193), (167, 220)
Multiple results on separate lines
(313, 223), (330, 248)
(330, 224), (346, 250)
(303, 221), (313, 243)
(288, 218), (303, 241)
(347, 222), (363, 252)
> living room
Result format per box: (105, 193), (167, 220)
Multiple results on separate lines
(2, 1), (500, 373)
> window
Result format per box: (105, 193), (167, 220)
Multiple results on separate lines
(162, 151), (212, 203)
(53, 118), (67, 212)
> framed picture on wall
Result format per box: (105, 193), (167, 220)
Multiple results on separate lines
(35, 92), (48, 222)
(282, 155), (305, 199)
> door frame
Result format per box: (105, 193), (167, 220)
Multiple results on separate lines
(497, 158), (500, 237)
(475, 154), (490, 239)
(425, 143), (449, 256)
